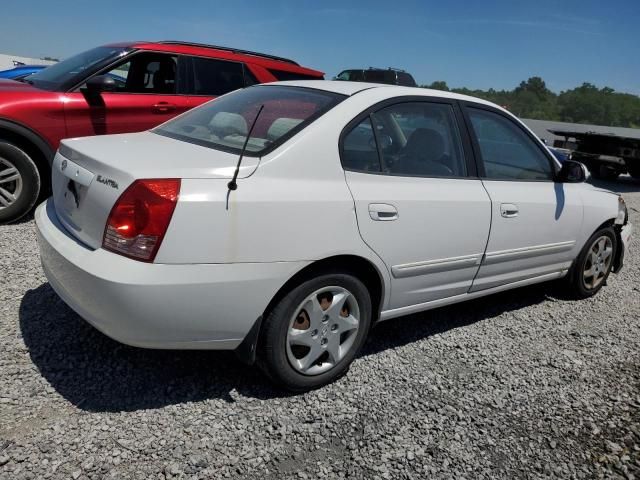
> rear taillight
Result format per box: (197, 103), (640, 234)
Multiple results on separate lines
(102, 179), (181, 262)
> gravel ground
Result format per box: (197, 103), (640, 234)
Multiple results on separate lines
(1, 177), (639, 480)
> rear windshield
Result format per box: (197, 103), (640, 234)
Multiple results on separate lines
(154, 85), (344, 156)
(397, 72), (417, 87)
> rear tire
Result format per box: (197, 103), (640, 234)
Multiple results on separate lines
(565, 226), (617, 299)
(258, 273), (372, 392)
(0, 142), (41, 224)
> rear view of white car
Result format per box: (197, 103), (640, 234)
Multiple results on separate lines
(35, 81), (633, 391)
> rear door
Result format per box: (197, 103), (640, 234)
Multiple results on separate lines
(462, 104), (583, 291)
(342, 98), (492, 310)
(64, 51), (193, 137)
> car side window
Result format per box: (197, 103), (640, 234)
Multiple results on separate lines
(342, 118), (381, 172)
(342, 102), (467, 177)
(102, 52), (178, 94)
(376, 102), (466, 177)
(468, 108), (554, 181)
(190, 57), (246, 96)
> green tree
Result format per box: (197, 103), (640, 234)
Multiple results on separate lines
(420, 77), (640, 127)
(424, 80), (450, 91)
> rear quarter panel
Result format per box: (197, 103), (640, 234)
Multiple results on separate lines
(156, 91), (393, 305)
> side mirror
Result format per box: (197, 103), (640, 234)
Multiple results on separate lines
(84, 75), (117, 94)
(558, 159), (587, 183)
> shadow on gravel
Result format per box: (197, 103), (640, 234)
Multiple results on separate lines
(20, 280), (561, 412)
(19, 284), (283, 411)
(363, 281), (557, 357)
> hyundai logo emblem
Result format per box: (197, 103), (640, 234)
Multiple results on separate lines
(61, 159), (68, 171)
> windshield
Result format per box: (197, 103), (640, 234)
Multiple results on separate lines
(27, 46), (131, 91)
(155, 86), (345, 156)
(335, 70), (365, 81)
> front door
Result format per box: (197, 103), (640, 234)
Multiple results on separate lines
(342, 100), (492, 310)
(64, 51), (193, 138)
(463, 105), (583, 291)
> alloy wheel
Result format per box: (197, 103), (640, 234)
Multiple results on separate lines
(0, 156), (22, 210)
(286, 286), (360, 376)
(582, 235), (613, 290)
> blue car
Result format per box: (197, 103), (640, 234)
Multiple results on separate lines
(0, 65), (47, 80)
(547, 146), (572, 163)
(0, 65), (128, 88)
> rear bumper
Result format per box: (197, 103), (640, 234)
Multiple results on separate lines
(35, 199), (309, 349)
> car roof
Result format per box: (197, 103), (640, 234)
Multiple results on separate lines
(266, 80), (501, 108)
(107, 41), (323, 77)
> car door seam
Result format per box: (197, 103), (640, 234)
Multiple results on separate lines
(469, 178), (494, 289)
(340, 169), (394, 309)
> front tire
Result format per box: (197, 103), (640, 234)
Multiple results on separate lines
(258, 273), (372, 391)
(0, 142), (41, 224)
(565, 227), (617, 299)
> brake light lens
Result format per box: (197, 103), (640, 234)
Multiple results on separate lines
(103, 179), (181, 262)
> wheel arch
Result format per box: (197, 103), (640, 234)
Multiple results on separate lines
(0, 119), (55, 195)
(235, 254), (387, 365)
(265, 254), (386, 323)
(582, 217), (623, 272)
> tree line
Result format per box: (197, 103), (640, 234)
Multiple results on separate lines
(422, 77), (640, 128)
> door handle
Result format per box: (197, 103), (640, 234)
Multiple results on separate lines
(152, 102), (176, 113)
(500, 203), (519, 218)
(369, 203), (398, 221)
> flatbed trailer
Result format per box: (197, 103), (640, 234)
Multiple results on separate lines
(549, 129), (640, 180)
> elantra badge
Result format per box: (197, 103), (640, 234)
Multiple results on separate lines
(96, 175), (119, 190)
(61, 159), (68, 171)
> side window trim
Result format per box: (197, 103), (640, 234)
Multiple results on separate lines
(242, 64), (258, 87)
(368, 113), (385, 172)
(452, 100), (478, 177)
(179, 54), (194, 95)
(339, 96), (474, 179)
(460, 101), (559, 181)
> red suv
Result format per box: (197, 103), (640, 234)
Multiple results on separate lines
(0, 41), (323, 223)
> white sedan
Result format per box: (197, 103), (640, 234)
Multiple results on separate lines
(35, 81), (633, 391)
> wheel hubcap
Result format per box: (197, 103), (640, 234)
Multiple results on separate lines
(286, 286), (360, 376)
(583, 235), (613, 289)
(0, 157), (22, 210)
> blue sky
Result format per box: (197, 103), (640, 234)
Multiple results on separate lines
(2, 0), (639, 94)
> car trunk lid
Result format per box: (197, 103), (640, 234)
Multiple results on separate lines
(52, 131), (258, 249)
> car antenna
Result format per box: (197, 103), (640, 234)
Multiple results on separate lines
(226, 104), (265, 210)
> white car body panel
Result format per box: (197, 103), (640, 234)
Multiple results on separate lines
(345, 172), (491, 308)
(52, 133), (259, 249)
(36, 200), (309, 349)
(471, 181), (583, 291)
(35, 81), (631, 350)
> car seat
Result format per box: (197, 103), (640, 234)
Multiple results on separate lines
(397, 128), (453, 176)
